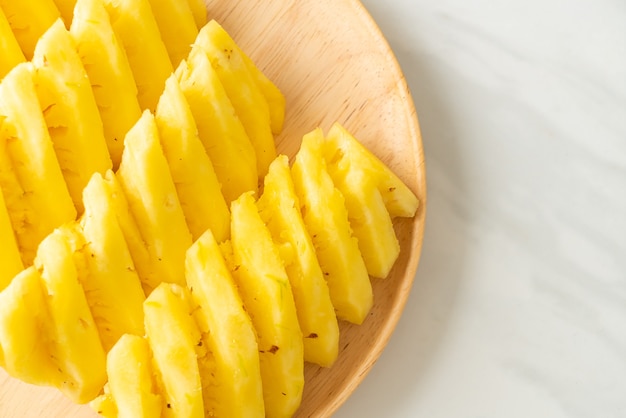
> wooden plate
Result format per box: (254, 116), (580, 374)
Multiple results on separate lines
(0, 0), (426, 416)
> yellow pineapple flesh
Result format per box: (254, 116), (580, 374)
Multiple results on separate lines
(146, 0), (197, 65)
(0, 7), (25, 79)
(291, 128), (373, 324)
(185, 0), (207, 29)
(52, 0), (77, 26)
(0, 0), (60, 59)
(230, 192), (304, 418)
(0, 63), (76, 266)
(90, 389), (117, 418)
(155, 74), (230, 242)
(258, 155), (339, 367)
(186, 229), (265, 417)
(70, 0), (142, 168)
(0, 187), (22, 290)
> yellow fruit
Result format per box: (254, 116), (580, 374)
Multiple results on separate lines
(0, 0), (60, 59)
(0, 7), (25, 79)
(32, 19), (112, 213)
(185, 229), (264, 417)
(102, 0), (173, 111)
(175, 52), (257, 203)
(90, 389), (117, 418)
(117, 110), (192, 292)
(291, 128), (373, 324)
(70, 0), (142, 168)
(195, 20), (277, 178)
(0, 188), (22, 291)
(154, 74), (230, 242)
(258, 155), (339, 367)
(0, 63), (76, 266)
(52, 0), (77, 26)
(230, 192), (304, 418)
(146, 0), (197, 65)
(144, 283), (203, 418)
(185, 0), (206, 29)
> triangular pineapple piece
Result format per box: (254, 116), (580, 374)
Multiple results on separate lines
(186, 229), (264, 417)
(258, 155), (339, 367)
(175, 52), (257, 203)
(0, 63), (76, 266)
(146, 0), (197, 65)
(185, 0), (206, 29)
(0, 188), (22, 290)
(34, 225), (107, 403)
(0, 0), (60, 59)
(117, 110), (192, 293)
(194, 20), (277, 178)
(70, 0), (142, 168)
(230, 192), (304, 418)
(79, 172), (146, 351)
(52, 0), (77, 26)
(32, 19), (113, 214)
(144, 283), (204, 418)
(90, 388), (117, 418)
(101, 0), (173, 111)
(0, 8), (25, 79)
(291, 128), (373, 324)
(155, 74), (230, 242)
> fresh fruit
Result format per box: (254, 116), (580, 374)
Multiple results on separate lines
(185, 0), (207, 29)
(0, 188), (22, 290)
(0, 0), (60, 59)
(257, 155), (339, 367)
(0, 7), (25, 79)
(52, 0), (77, 26)
(146, 0), (197, 65)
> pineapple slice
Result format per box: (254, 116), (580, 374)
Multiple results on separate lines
(258, 155), (339, 367)
(34, 226), (107, 403)
(194, 20), (277, 178)
(0, 7), (25, 79)
(230, 192), (304, 418)
(144, 283), (203, 418)
(185, 0), (206, 29)
(291, 128), (373, 324)
(0, 188), (22, 290)
(32, 19), (113, 213)
(52, 0), (77, 26)
(101, 334), (162, 418)
(90, 389), (117, 418)
(0, 63), (76, 266)
(102, 0), (173, 111)
(0, 0), (60, 59)
(117, 110), (192, 293)
(155, 74), (230, 242)
(79, 172), (146, 351)
(186, 229), (264, 417)
(175, 52), (257, 203)
(70, 0), (142, 168)
(146, 0), (197, 65)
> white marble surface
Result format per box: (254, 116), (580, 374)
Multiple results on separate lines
(336, 1), (626, 417)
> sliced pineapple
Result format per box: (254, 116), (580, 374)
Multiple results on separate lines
(32, 19), (113, 213)
(34, 226), (107, 403)
(186, 229), (265, 417)
(144, 283), (203, 418)
(0, 0), (60, 59)
(175, 52), (257, 203)
(194, 20), (277, 178)
(230, 192), (304, 418)
(90, 389), (117, 418)
(258, 155), (339, 367)
(70, 0), (142, 169)
(0, 7), (25, 79)
(155, 74), (230, 242)
(52, 0), (77, 26)
(291, 128), (373, 324)
(185, 0), (206, 29)
(0, 188), (22, 291)
(146, 0), (197, 65)
(117, 110), (192, 293)
(0, 63), (76, 266)
(101, 0), (173, 111)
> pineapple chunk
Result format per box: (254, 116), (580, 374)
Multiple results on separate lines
(186, 229), (265, 417)
(144, 283), (203, 418)
(79, 172), (146, 351)
(146, 0), (197, 65)
(258, 155), (339, 367)
(90, 389), (117, 418)
(0, 0), (60, 59)
(230, 192), (304, 418)
(0, 188), (22, 290)
(0, 7), (25, 79)
(185, 0), (206, 29)
(32, 19), (113, 213)
(117, 110), (192, 293)
(194, 20), (277, 178)
(0, 63), (76, 266)
(70, 0), (142, 168)
(291, 128), (373, 324)
(155, 74), (230, 242)
(175, 52), (258, 203)
(34, 226), (107, 403)
(103, 334), (162, 418)
(52, 0), (77, 26)
(102, 0), (173, 111)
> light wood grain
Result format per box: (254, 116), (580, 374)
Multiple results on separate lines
(0, 0), (426, 416)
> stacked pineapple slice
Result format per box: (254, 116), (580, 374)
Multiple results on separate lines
(0, 0), (420, 417)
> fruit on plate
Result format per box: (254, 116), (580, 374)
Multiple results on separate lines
(0, 188), (22, 290)
(0, 7), (25, 79)
(0, 0), (60, 59)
